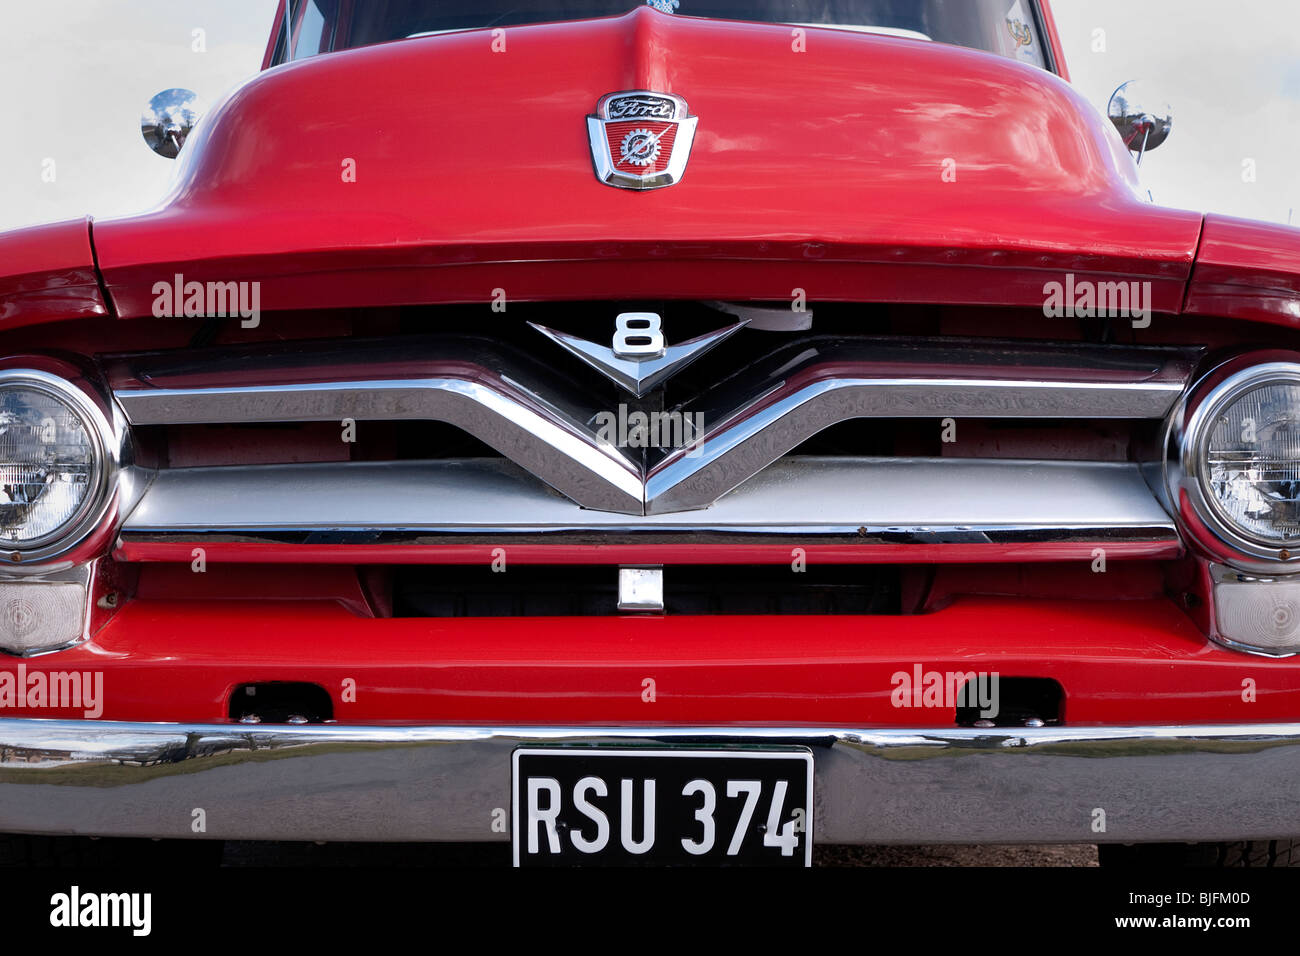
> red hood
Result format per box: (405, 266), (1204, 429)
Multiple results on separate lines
(77, 7), (1207, 318)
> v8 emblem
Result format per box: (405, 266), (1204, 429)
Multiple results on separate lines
(529, 312), (746, 397)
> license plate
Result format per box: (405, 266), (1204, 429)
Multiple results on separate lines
(511, 747), (814, 866)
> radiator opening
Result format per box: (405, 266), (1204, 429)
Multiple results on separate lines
(391, 565), (904, 617)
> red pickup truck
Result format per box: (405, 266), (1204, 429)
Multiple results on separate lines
(1, 0), (1298, 867)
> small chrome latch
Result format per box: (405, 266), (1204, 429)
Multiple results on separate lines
(618, 567), (664, 613)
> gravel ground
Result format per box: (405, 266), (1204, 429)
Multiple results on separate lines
(813, 844), (1098, 866)
(220, 841), (1099, 866)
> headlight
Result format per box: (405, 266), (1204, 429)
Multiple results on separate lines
(1173, 360), (1300, 571)
(0, 370), (114, 564)
(1173, 357), (1300, 655)
(1195, 370), (1300, 548)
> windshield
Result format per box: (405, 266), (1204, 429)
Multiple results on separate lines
(277, 0), (1050, 70)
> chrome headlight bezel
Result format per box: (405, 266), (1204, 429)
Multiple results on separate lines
(1168, 355), (1300, 574)
(0, 368), (118, 566)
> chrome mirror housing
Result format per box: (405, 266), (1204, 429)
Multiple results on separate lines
(141, 88), (204, 159)
(1107, 81), (1172, 165)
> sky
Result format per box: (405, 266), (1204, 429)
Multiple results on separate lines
(0, 0), (278, 232)
(0, 0), (1297, 233)
(1053, 0), (1300, 225)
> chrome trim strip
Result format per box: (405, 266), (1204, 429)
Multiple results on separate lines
(3, 720), (1299, 844)
(117, 379), (643, 516)
(118, 457), (1179, 549)
(655, 345), (1190, 512)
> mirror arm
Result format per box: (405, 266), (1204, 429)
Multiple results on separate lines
(1135, 120), (1152, 166)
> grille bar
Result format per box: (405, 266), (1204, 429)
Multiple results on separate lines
(117, 456), (1180, 560)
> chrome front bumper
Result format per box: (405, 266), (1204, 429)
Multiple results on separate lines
(1, 720), (1296, 844)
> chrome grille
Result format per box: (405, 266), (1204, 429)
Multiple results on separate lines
(102, 329), (1198, 559)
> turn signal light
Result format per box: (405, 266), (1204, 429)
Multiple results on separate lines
(1213, 566), (1300, 656)
(0, 580), (86, 655)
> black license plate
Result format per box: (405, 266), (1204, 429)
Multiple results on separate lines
(511, 747), (813, 866)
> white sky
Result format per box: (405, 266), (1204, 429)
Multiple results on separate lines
(1054, 0), (1300, 225)
(0, 0), (278, 233)
(0, 0), (1297, 233)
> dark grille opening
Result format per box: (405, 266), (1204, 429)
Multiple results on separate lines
(392, 565), (902, 617)
(136, 420), (500, 468)
(142, 416), (1148, 468)
(781, 416), (1150, 462)
(228, 682), (334, 724)
(946, 418), (1162, 463)
(955, 677), (1064, 728)
(354, 421), (499, 461)
(138, 422), (353, 468)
